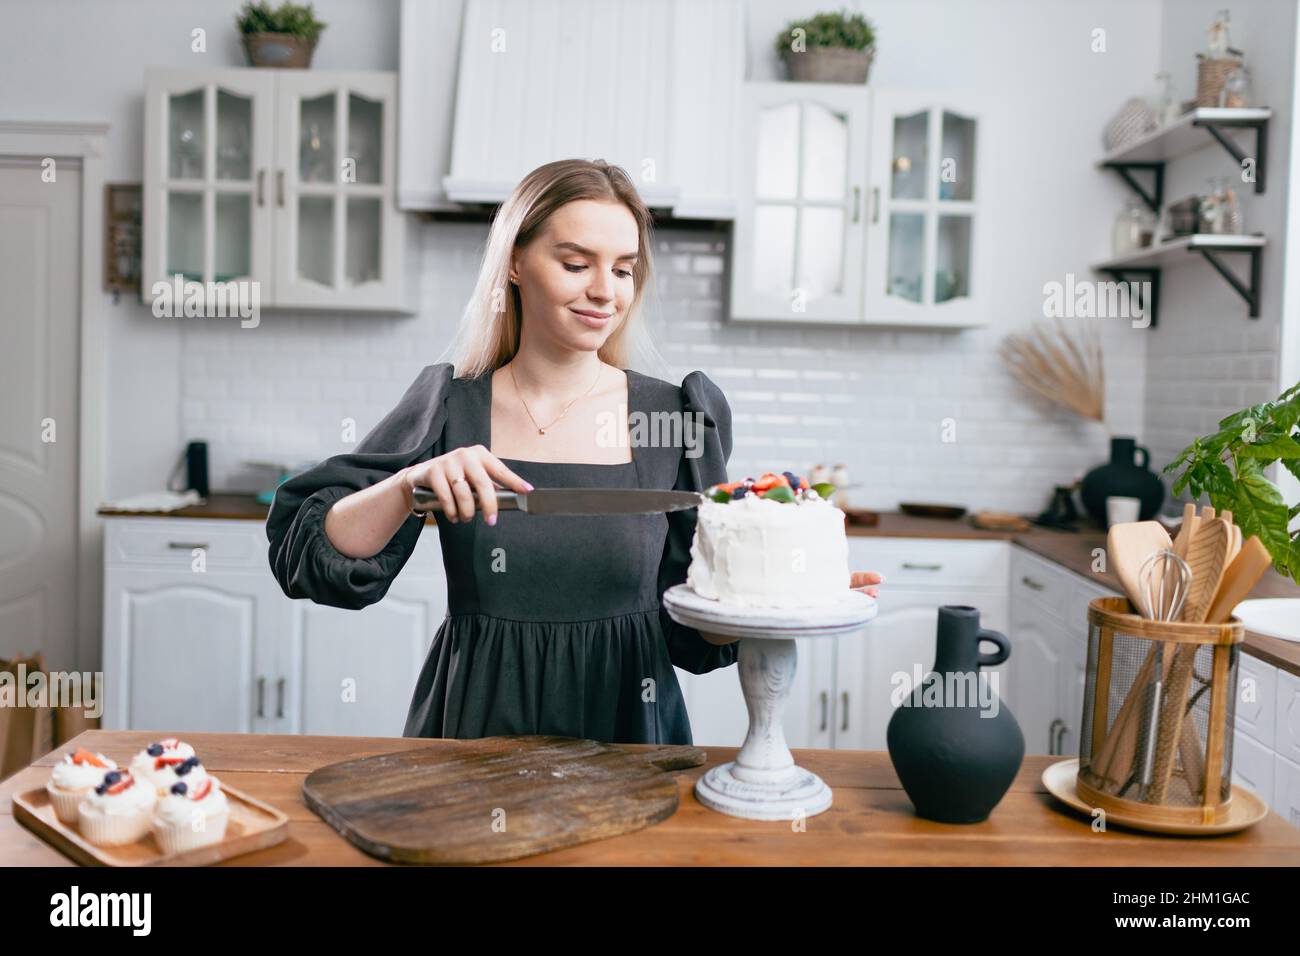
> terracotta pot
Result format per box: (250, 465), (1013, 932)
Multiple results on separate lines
(782, 46), (874, 84)
(242, 32), (317, 69)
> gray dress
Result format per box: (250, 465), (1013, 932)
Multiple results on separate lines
(265, 363), (739, 745)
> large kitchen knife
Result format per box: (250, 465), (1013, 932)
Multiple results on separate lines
(411, 485), (707, 516)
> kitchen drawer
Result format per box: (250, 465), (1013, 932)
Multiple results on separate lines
(848, 537), (1008, 590)
(1235, 654), (1277, 749)
(1011, 547), (1071, 616)
(105, 519), (267, 569)
(1231, 729), (1274, 807)
(1276, 670), (1300, 765)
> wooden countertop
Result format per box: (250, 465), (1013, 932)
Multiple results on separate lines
(4, 731), (1298, 866)
(97, 496), (1300, 675)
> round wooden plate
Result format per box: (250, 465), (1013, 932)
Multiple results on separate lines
(1042, 758), (1268, 835)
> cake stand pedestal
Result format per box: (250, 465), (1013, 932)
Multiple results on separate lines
(663, 584), (877, 821)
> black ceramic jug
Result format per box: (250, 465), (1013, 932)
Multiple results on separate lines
(886, 606), (1025, 824)
(1080, 436), (1165, 525)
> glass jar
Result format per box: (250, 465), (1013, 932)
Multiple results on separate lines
(1112, 198), (1156, 255)
(1219, 65), (1252, 108)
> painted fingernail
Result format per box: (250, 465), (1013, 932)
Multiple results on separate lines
(487, 514), (497, 526)
(524, 482), (535, 492)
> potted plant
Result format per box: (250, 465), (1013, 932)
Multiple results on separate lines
(774, 8), (876, 84)
(1163, 381), (1300, 582)
(237, 1), (326, 69)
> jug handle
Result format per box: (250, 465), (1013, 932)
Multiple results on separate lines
(976, 629), (1010, 668)
(1135, 445), (1150, 469)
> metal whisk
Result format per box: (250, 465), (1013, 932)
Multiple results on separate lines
(1117, 549), (1192, 800)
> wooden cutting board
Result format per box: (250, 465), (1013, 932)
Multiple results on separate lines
(302, 735), (705, 864)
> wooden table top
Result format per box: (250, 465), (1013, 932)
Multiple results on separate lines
(4, 731), (1298, 866)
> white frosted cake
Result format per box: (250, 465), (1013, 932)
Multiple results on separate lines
(686, 471), (851, 608)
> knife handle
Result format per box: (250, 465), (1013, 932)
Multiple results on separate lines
(412, 485), (520, 514)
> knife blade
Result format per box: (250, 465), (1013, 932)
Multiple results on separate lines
(411, 486), (708, 516)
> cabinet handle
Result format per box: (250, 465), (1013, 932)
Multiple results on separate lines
(256, 168), (266, 206)
(167, 541), (208, 550)
(276, 169), (285, 207)
(819, 691), (828, 732)
(851, 185), (861, 223)
(871, 186), (880, 223)
(1055, 721), (1069, 755)
(256, 677), (265, 718)
(840, 691), (849, 732)
(276, 677), (285, 719)
(901, 562), (942, 571)
(1048, 717), (1063, 755)
(1021, 575), (1045, 591)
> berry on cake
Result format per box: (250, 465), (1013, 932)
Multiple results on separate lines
(129, 738), (210, 795)
(686, 471), (854, 608)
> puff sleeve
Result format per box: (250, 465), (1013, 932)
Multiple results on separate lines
(657, 370), (741, 674)
(265, 362), (454, 611)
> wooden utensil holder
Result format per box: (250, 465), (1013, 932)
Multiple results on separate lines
(1076, 597), (1243, 827)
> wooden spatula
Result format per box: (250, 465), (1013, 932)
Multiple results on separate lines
(1107, 521), (1174, 618)
(1149, 516), (1231, 802)
(1204, 535), (1272, 624)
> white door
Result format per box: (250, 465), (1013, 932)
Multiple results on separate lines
(272, 71), (401, 310)
(0, 161), (81, 671)
(141, 69), (276, 306)
(864, 91), (988, 327)
(731, 82), (868, 322)
(1008, 599), (1065, 755)
(102, 568), (276, 733)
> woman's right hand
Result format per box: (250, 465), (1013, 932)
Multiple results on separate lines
(399, 445), (533, 526)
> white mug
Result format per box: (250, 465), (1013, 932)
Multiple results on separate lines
(1106, 495), (1141, 527)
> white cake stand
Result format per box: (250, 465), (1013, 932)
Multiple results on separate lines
(663, 584), (877, 821)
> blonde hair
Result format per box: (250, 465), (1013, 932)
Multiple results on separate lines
(440, 159), (666, 380)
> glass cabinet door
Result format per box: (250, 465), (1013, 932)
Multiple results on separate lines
(274, 73), (399, 309)
(144, 71), (275, 300)
(733, 83), (867, 322)
(865, 94), (984, 325)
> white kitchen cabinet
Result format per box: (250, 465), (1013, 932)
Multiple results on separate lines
(731, 82), (868, 322)
(103, 518), (446, 737)
(863, 91), (992, 327)
(1276, 670), (1300, 767)
(1232, 730), (1275, 805)
(730, 86), (995, 327)
(143, 68), (407, 314)
(1274, 755), (1300, 829)
(1236, 651), (1277, 748)
(1009, 596), (1066, 755)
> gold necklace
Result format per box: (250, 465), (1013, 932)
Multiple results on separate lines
(507, 360), (603, 435)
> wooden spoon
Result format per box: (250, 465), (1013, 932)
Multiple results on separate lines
(1107, 521), (1174, 618)
(1204, 535), (1272, 624)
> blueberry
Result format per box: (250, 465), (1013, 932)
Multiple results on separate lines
(94, 783), (107, 795)
(170, 782), (188, 796)
(783, 471), (800, 489)
(175, 757), (199, 776)
(103, 770), (121, 785)
(731, 486), (747, 499)
(146, 743), (163, 757)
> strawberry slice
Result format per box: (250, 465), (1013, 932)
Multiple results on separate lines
(193, 779), (213, 800)
(106, 773), (134, 796)
(154, 756), (185, 769)
(71, 748), (109, 768)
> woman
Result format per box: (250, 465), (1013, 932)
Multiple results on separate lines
(266, 159), (882, 745)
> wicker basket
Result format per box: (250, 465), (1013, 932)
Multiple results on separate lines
(1197, 57), (1243, 108)
(1076, 597), (1243, 826)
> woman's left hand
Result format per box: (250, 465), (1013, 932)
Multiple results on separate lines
(850, 571), (884, 597)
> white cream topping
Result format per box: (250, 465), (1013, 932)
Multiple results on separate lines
(154, 779), (228, 828)
(50, 753), (118, 791)
(687, 493), (851, 608)
(78, 774), (157, 818)
(130, 740), (206, 793)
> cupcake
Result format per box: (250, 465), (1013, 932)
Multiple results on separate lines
(129, 738), (204, 795)
(77, 769), (157, 846)
(151, 775), (229, 854)
(46, 749), (118, 824)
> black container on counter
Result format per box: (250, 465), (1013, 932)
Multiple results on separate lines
(886, 605), (1025, 824)
(1080, 436), (1165, 525)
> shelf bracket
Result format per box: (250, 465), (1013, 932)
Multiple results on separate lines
(1193, 245), (1262, 317)
(1194, 116), (1268, 193)
(1099, 267), (1161, 328)
(1102, 161), (1164, 214)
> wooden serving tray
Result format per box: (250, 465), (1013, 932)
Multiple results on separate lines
(13, 782), (288, 866)
(302, 735), (704, 865)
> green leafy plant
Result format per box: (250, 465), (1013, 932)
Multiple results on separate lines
(1163, 381), (1300, 581)
(236, 1), (326, 42)
(773, 8), (876, 55)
